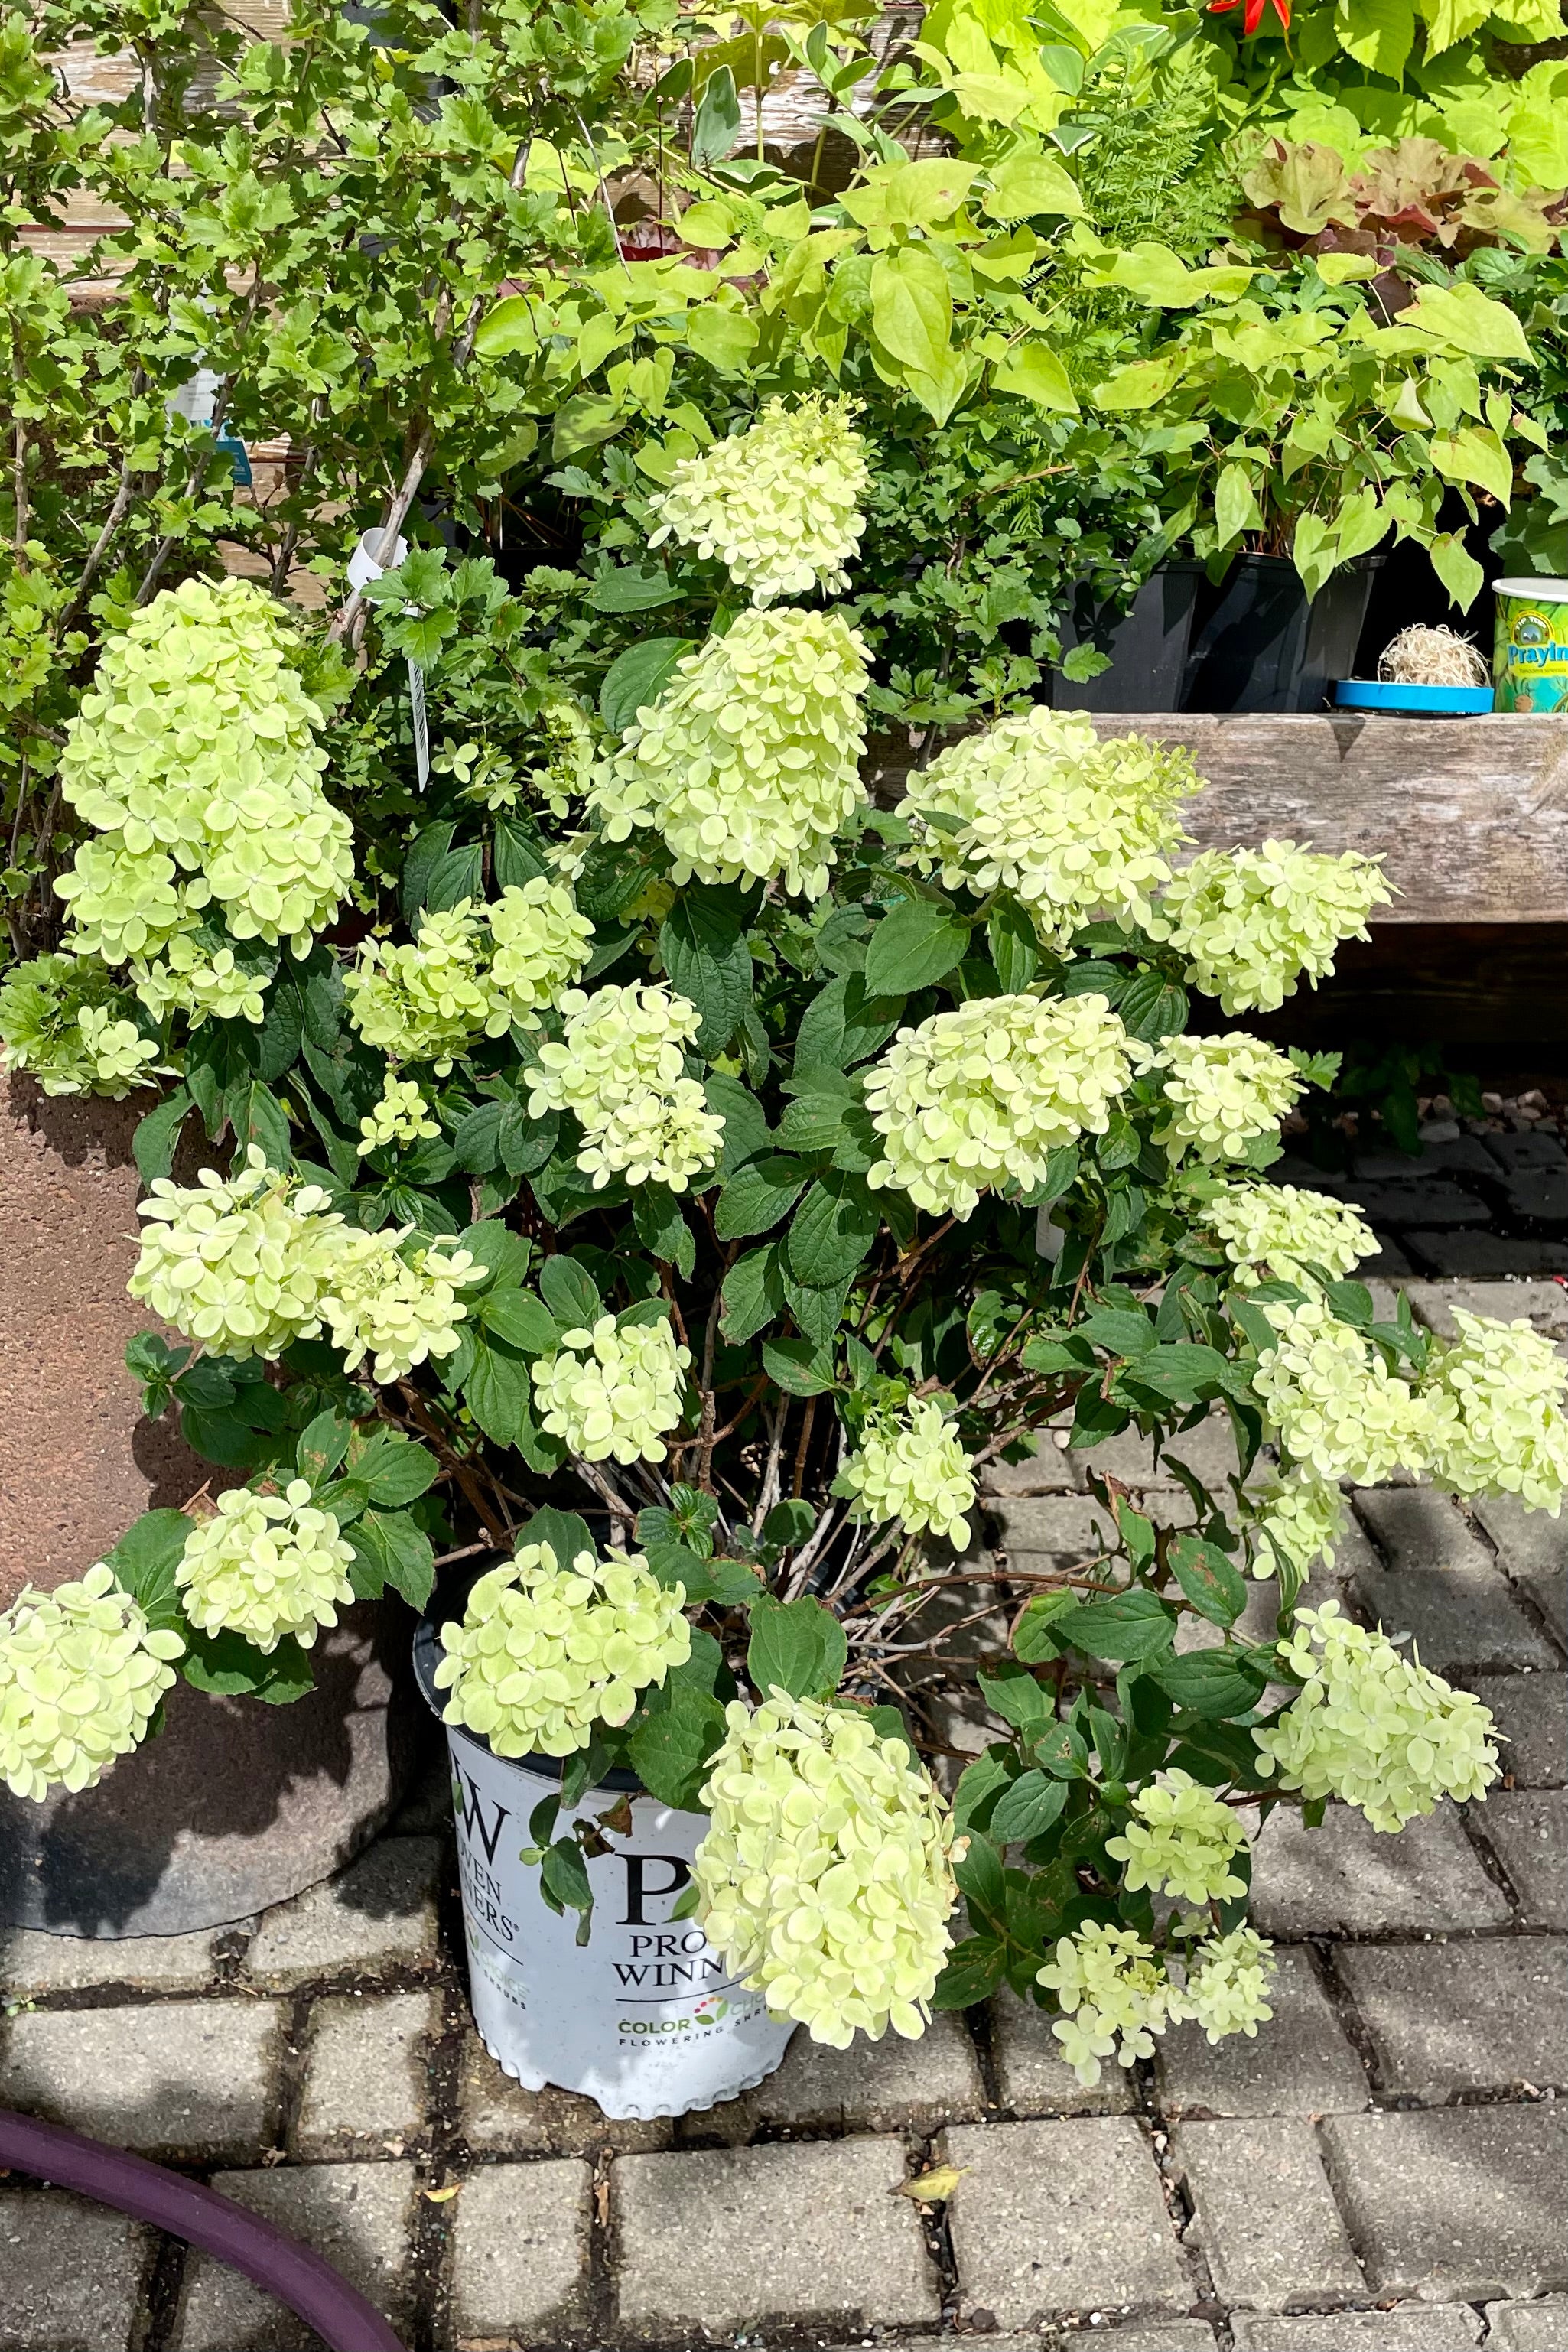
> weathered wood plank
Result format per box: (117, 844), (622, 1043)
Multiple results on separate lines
(867, 714), (1568, 925)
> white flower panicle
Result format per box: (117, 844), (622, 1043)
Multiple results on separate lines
(56, 577), (353, 960)
(865, 992), (1147, 1220)
(1104, 1769), (1249, 1908)
(838, 1399), (978, 1548)
(648, 396), (870, 605)
(177, 1482), (356, 1654)
(1421, 1309), (1568, 1516)
(693, 1690), (957, 2048)
(532, 1313), (691, 1465)
(343, 883), (591, 1075)
(1251, 1464), (1348, 1580)
(486, 878), (597, 1023)
(132, 932), (270, 1027)
(1256, 1602), (1499, 1831)
(1183, 1927), (1276, 2043)
(1153, 841), (1391, 1014)
(590, 608), (870, 899)
(527, 983), (725, 1192)
(1154, 1033), (1304, 1163)
(433, 1542), (691, 1758)
(1209, 1181), (1376, 1287)
(318, 1227), (480, 1384)
(359, 1075), (441, 1156)
(906, 712), (1199, 947)
(1036, 1921), (1186, 2087)
(1254, 1295), (1433, 1486)
(0, 952), (163, 1099)
(0, 1565), (184, 1802)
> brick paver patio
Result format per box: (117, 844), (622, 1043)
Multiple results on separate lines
(2, 1277), (1564, 2352)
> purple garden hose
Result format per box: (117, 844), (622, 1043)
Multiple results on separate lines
(0, 2109), (405, 2352)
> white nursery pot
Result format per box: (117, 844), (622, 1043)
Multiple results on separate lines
(415, 1602), (794, 2119)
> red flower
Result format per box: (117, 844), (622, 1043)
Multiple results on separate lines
(1208, 0), (1290, 33)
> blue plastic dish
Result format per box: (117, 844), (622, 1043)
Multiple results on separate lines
(1335, 679), (1495, 714)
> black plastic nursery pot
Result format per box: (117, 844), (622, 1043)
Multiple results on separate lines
(1183, 551), (1386, 714)
(1049, 562), (1204, 712)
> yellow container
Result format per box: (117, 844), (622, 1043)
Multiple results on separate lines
(1493, 577), (1568, 712)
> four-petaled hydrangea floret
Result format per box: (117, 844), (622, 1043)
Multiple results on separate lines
(532, 1313), (691, 1465)
(132, 931), (272, 1028)
(0, 1565), (184, 1802)
(1420, 1308), (1568, 1516)
(1151, 841), (1390, 1015)
(527, 983), (724, 1192)
(1250, 1464), (1348, 1581)
(1254, 1295), (1433, 1486)
(1036, 1921), (1186, 2087)
(589, 609), (870, 899)
(906, 713), (1199, 948)
(693, 1690), (957, 2048)
(433, 1542), (691, 1758)
(486, 878), (595, 1022)
(649, 396), (869, 605)
(344, 903), (498, 1074)
(0, 953), (164, 1099)
(1209, 1181), (1375, 1287)
(1254, 1601), (1499, 1832)
(54, 840), (199, 965)
(865, 993), (1147, 1221)
(359, 1075), (441, 1156)
(1154, 1034), (1304, 1163)
(56, 577), (353, 960)
(837, 1399), (978, 1549)
(318, 1228), (481, 1384)
(1182, 1927), (1276, 2044)
(1105, 1769), (1249, 1907)
(129, 1151), (349, 1360)
(177, 1481), (356, 1654)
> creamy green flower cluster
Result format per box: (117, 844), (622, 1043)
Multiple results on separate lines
(1036, 1921), (1186, 2085)
(649, 397), (870, 605)
(1153, 841), (1391, 1015)
(693, 1690), (957, 2048)
(865, 993), (1146, 1220)
(0, 1565), (184, 1801)
(908, 712), (1199, 948)
(1208, 1181), (1376, 1287)
(1254, 1296), (1432, 1485)
(131, 931), (272, 1028)
(532, 1313), (691, 1465)
(1104, 1769), (1248, 1907)
(1183, 1926), (1276, 2044)
(345, 882), (592, 1073)
(1255, 1602), (1498, 1831)
(527, 983), (724, 1192)
(590, 609), (869, 899)
(55, 578), (353, 964)
(0, 952), (163, 1099)
(1423, 1309), (1568, 1515)
(1251, 1465), (1348, 1580)
(433, 1542), (691, 1758)
(838, 1400), (978, 1548)
(177, 1482), (356, 1654)
(359, 1075), (441, 1156)
(130, 1150), (480, 1378)
(1154, 1035), (1304, 1163)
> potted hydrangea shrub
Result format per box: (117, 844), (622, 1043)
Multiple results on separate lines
(2, 402), (1560, 2115)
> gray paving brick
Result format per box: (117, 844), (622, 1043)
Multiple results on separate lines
(0, 2188), (148, 2352)
(0, 1923), (231, 1997)
(0, 1998), (282, 2161)
(982, 1426), (1080, 1495)
(1155, 1945), (1368, 2117)
(943, 2117), (1189, 2328)
(291, 1989), (437, 2160)
(1483, 2300), (1568, 2350)
(822, 2336), (1222, 2352)
(1250, 1801), (1511, 1937)
(1352, 1563), (1557, 1674)
(171, 2162), (417, 2351)
(1467, 1673), (1567, 1786)
(1078, 1413), (1244, 1493)
(1231, 2309), (1482, 2350)
(1173, 2117), (1363, 2308)
(1479, 1792), (1568, 1928)
(1410, 1235), (1568, 1277)
(1502, 1170), (1568, 1225)
(1484, 1134), (1568, 1175)
(1322, 2106), (1568, 2302)
(613, 2138), (940, 2336)
(1357, 1486), (1499, 1575)
(449, 2159), (591, 2341)
(459, 2030), (672, 2155)
(1472, 1497), (1568, 1651)
(1334, 1937), (1566, 2097)
(697, 2009), (985, 2141)
(991, 1494), (1111, 1560)
(244, 1837), (441, 1989)
(990, 1988), (1135, 2114)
